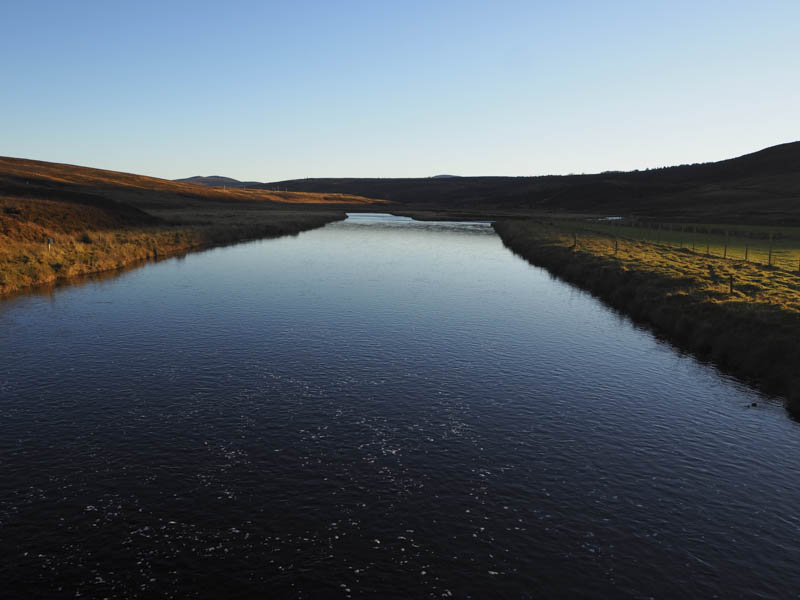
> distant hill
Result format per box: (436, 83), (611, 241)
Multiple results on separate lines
(177, 173), (465, 186)
(176, 175), (244, 187)
(252, 141), (800, 223)
(174, 175), (268, 188)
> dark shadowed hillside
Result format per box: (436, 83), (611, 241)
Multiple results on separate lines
(176, 175), (245, 187)
(256, 142), (800, 223)
(175, 176), (268, 188)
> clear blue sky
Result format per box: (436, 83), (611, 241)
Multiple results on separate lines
(2, 0), (798, 181)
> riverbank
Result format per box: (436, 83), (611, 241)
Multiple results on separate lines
(0, 202), (346, 297)
(493, 218), (800, 410)
(0, 156), (382, 297)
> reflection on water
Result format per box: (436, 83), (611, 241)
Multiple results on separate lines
(1, 213), (799, 598)
(0, 250), (188, 306)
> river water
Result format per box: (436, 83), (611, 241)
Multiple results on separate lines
(2, 213), (799, 598)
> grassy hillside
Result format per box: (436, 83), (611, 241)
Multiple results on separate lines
(0, 156), (380, 212)
(0, 157), (380, 296)
(260, 141), (800, 224)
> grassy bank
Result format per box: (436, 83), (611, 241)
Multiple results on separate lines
(570, 218), (800, 271)
(0, 156), (383, 297)
(493, 218), (800, 410)
(0, 197), (346, 297)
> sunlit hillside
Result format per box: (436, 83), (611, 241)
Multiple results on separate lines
(0, 157), (380, 296)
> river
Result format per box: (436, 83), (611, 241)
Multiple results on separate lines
(2, 213), (799, 598)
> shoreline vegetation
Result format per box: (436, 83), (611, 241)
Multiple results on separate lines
(0, 157), (378, 297)
(0, 207), (347, 298)
(492, 218), (800, 411)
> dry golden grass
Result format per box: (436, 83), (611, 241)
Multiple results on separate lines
(571, 220), (800, 273)
(0, 200), (345, 297)
(539, 221), (800, 314)
(0, 156), (383, 296)
(0, 156), (381, 207)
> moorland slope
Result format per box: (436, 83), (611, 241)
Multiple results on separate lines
(0, 157), (379, 296)
(251, 142), (800, 223)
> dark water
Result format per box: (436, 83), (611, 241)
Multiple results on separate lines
(2, 213), (799, 599)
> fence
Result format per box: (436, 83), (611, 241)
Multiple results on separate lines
(564, 220), (800, 273)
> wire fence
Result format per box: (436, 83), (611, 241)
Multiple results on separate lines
(563, 220), (800, 273)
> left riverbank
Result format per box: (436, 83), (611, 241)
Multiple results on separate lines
(0, 156), (380, 297)
(0, 205), (346, 297)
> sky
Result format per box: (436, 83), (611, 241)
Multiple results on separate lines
(1, 0), (798, 181)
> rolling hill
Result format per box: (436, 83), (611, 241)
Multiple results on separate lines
(175, 175), (265, 188)
(254, 141), (800, 223)
(0, 156), (379, 218)
(0, 157), (380, 296)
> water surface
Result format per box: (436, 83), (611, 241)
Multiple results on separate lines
(2, 213), (799, 598)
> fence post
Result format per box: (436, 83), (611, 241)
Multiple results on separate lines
(723, 232), (728, 259)
(614, 238), (618, 256)
(745, 245), (748, 262)
(768, 234), (773, 267)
